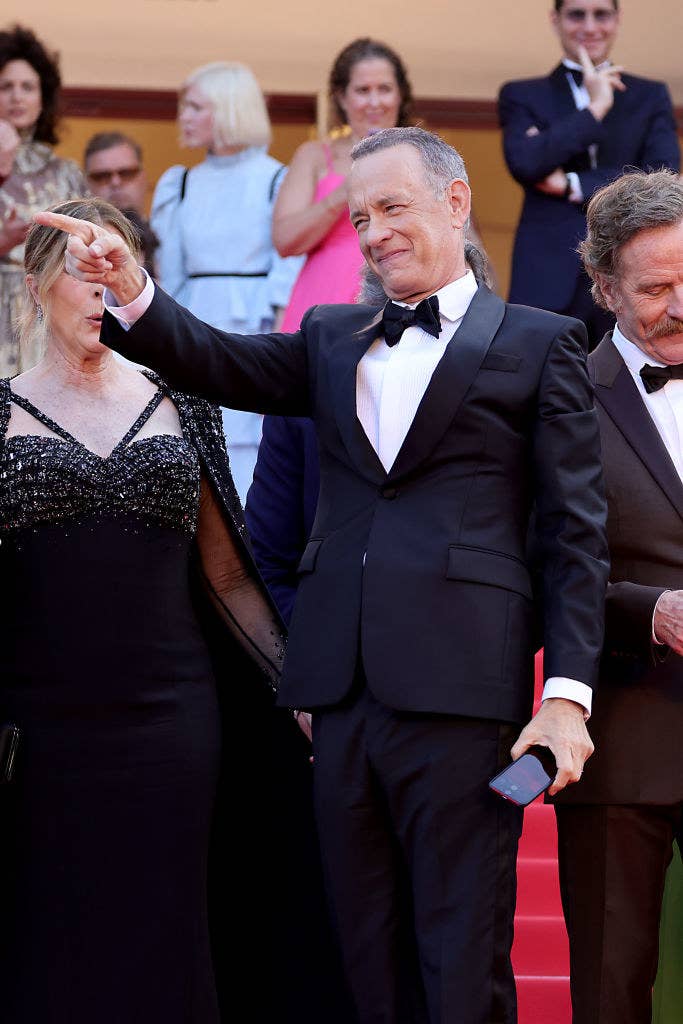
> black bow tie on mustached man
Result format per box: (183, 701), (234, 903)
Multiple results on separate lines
(381, 295), (441, 347)
(640, 363), (683, 394)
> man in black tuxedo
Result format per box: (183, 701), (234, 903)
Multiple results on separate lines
(499, 0), (680, 347)
(38, 127), (608, 1024)
(554, 170), (683, 1024)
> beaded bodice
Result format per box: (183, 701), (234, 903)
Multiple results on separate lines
(0, 377), (201, 538)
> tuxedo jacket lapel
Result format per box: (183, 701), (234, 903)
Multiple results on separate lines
(390, 286), (506, 479)
(591, 336), (683, 523)
(549, 64), (580, 118)
(329, 308), (387, 483)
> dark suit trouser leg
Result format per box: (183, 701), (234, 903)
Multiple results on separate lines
(313, 687), (523, 1024)
(555, 803), (681, 1024)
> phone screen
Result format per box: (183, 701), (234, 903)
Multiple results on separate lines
(488, 752), (553, 806)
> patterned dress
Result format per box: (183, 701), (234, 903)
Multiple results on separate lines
(0, 141), (86, 376)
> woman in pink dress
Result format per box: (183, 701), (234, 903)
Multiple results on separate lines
(274, 38), (413, 331)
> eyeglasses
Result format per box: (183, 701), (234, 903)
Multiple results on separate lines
(563, 8), (617, 22)
(86, 166), (142, 184)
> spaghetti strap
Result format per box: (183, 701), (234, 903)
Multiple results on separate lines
(114, 388), (165, 454)
(322, 142), (336, 176)
(10, 392), (79, 445)
(9, 386), (165, 458)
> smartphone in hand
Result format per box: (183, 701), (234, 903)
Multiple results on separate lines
(488, 746), (556, 807)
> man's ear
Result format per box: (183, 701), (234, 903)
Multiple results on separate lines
(549, 8), (561, 38)
(594, 272), (620, 314)
(448, 179), (471, 230)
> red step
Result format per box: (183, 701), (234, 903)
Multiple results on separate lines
(512, 916), (569, 976)
(516, 858), (563, 916)
(516, 975), (571, 1023)
(518, 802), (558, 859)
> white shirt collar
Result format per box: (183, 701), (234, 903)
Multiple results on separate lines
(611, 322), (667, 373)
(396, 270), (478, 323)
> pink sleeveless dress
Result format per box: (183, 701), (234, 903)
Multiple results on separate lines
(281, 144), (364, 332)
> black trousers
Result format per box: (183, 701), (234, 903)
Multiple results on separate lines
(556, 802), (683, 1024)
(312, 683), (523, 1024)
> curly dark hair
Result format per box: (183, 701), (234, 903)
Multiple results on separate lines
(328, 38), (413, 129)
(0, 25), (62, 144)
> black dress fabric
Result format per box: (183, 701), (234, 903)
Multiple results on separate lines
(0, 380), (222, 1022)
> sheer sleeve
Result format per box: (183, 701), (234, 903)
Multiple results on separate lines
(196, 473), (286, 692)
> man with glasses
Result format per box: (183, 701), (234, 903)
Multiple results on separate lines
(84, 132), (158, 275)
(499, 0), (680, 347)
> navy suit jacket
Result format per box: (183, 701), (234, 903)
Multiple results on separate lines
(499, 65), (680, 311)
(244, 415), (319, 626)
(101, 284), (609, 722)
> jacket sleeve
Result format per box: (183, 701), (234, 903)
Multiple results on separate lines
(498, 82), (605, 185)
(531, 320), (610, 689)
(244, 416), (313, 626)
(100, 285), (313, 417)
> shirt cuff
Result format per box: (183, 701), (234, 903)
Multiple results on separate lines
(542, 677), (592, 717)
(652, 590), (670, 644)
(566, 172), (584, 204)
(103, 267), (154, 331)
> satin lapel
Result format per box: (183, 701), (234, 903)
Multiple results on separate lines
(592, 338), (683, 524)
(390, 286), (506, 480)
(549, 64), (579, 119)
(328, 308), (387, 483)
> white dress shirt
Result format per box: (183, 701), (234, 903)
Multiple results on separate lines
(105, 271), (592, 713)
(611, 324), (683, 483)
(611, 323), (683, 644)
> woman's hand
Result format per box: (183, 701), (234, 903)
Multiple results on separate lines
(0, 207), (30, 255)
(33, 210), (146, 305)
(272, 140), (350, 256)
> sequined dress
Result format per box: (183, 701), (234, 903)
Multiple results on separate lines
(0, 376), (221, 1022)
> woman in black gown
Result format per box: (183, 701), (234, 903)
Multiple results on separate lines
(0, 197), (287, 1023)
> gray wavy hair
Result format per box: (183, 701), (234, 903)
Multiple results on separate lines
(580, 170), (683, 309)
(351, 127), (490, 296)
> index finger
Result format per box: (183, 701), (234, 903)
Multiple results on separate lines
(33, 211), (97, 243)
(576, 45), (595, 74)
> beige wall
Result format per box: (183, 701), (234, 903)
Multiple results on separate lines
(8, 0), (683, 102)
(18, 0), (680, 296)
(55, 117), (522, 296)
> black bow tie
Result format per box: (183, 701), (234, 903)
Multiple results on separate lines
(640, 363), (683, 394)
(382, 295), (441, 347)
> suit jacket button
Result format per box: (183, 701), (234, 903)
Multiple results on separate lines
(382, 486), (398, 499)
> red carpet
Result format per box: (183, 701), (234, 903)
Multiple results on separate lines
(512, 652), (571, 1023)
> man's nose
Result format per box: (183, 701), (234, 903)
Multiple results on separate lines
(667, 285), (683, 320)
(366, 217), (391, 246)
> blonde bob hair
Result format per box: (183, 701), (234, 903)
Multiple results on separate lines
(19, 196), (141, 356)
(181, 62), (271, 150)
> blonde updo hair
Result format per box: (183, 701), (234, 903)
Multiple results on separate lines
(180, 62), (271, 150)
(19, 197), (141, 357)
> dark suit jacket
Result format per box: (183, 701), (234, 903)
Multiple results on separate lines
(101, 284), (609, 723)
(559, 335), (683, 805)
(244, 415), (319, 626)
(498, 66), (680, 311)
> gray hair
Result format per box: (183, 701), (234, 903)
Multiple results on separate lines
(357, 237), (491, 304)
(351, 126), (469, 197)
(580, 170), (683, 309)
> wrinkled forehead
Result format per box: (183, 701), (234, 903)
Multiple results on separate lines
(349, 145), (429, 206)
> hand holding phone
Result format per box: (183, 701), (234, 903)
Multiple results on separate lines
(488, 746), (557, 807)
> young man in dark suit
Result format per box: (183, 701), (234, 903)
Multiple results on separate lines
(555, 169), (683, 1024)
(498, 0), (680, 346)
(38, 127), (608, 1024)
